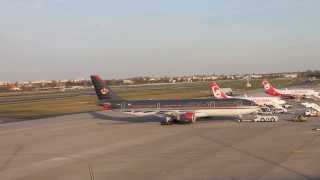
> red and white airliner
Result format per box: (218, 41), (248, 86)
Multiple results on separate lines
(262, 79), (320, 99)
(211, 81), (287, 111)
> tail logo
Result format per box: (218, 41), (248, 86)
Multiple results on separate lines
(264, 83), (270, 90)
(262, 80), (270, 90)
(101, 88), (109, 95)
(213, 87), (221, 97)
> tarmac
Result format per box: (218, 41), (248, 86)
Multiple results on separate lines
(0, 109), (320, 180)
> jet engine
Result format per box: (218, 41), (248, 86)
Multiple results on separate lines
(178, 112), (196, 123)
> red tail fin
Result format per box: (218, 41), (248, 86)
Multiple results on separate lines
(210, 81), (230, 99)
(262, 79), (281, 96)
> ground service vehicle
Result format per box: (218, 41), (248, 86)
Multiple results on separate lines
(305, 108), (320, 117)
(253, 115), (278, 122)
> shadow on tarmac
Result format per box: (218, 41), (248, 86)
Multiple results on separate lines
(89, 111), (240, 124)
(89, 111), (162, 124)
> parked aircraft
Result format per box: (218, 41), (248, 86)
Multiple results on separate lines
(262, 79), (320, 99)
(91, 75), (260, 124)
(211, 81), (287, 112)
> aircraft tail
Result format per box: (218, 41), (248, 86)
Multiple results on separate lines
(90, 75), (124, 103)
(262, 79), (281, 96)
(210, 81), (231, 99)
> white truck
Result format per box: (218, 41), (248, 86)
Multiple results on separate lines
(253, 115), (279, 122)
(238, 115), (279, 122)
(238, 107), (279, 122)
(302, 103), (320, 117)
(305, 108), (319, 117)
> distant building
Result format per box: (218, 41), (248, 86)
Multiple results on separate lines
(169, 79), (177, 83)
(0, 81), (9, 86)
(283, 73), (298, 79)
(235, 75), (244, 79)
(9, 86), (22, 91)
(60, 80), (69, 83)
(66, 86), (85, 90)
(251, 74), (263, 79)
(123, 80), (134, 84)
(202, 76), (218, 81)
(246, 80), (252, 88)
(30, 80), (53, 85)
(226, 75), (235, 80)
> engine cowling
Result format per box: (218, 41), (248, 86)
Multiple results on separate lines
(102, 103), (111, 111)
(178, 112), (196, 122)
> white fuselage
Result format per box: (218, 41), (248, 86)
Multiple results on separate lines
(278, 89), (319, 98)
(245, 97), (286, 107)
(194, 106), (259, 117)
(124, 106), (260, 118)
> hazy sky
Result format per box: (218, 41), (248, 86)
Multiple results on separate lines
(1, 0), (320, 81)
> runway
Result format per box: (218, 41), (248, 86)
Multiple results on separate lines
(0, 112), (319, 180)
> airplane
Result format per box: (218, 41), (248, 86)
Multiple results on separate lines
(211, 81), (287, 112)
(262, 79), (320, 99)
(90, 75), (260, 124)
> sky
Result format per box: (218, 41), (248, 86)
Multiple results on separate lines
(0, 0), (320, 81)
